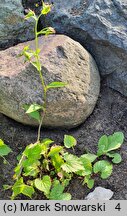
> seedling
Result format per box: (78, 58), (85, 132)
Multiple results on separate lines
(20, 1), (67, 142)
(6, 132), (123, 200)
(0, 139), (12, 164)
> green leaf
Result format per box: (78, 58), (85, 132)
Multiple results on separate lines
(49, 180), (71, 200)
(23, 45), (30, 51)
(31, 61), (41, 71)
(24, 51), (33, 61)
(80, 153), (97, 163)
(13, 155), (26, 180)
(61, 153), (84, 173)
(97, 135), (108, 156)
(11, 177), (35, 199)
(40, 138), (54, 155)
(64, 135), (77, 149)
(3, 185), (12, 190)
(36, 49), (41, 54)
(48, 146), (63, 157)
(25, 10), (37, 20)
(23, 143), (42, 160)
(34, 176), (51, 196)
(83, 176), (94, 189)
(106, 152), (122, 164)
(14, 165), (21, 179)
(23, 104), (41, 122)
(19, 46), (34, 61)
(41, 3), (51, 15)
(93, 160), (113, 179)
(46, 82), (67, 89)
(42, 159), (49, 171)
(112, 154), (122, 164)
(107, 132), (124, 151)
(41, 138), (54, 146)
(25, 104), (42, 114)
(0, 139), (12, 156)
(37, 27), (55, 36)
(62, 178), (72, 188)
(87, 179), (94, 189)
(97, 132), (124, 156)
(77, 156), (92, 176)
(51, 153), (64, 172)
(28, 111), (41, 122)
(23, 159), (40, 177)
(3, 158), (8, 164)
(16, 154), (22, 162)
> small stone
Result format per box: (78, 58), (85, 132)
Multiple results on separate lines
(95, 123), (103, 131)
(85, 187), (114, 200)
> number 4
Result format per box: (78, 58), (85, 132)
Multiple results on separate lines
(115, 203), (121, 211)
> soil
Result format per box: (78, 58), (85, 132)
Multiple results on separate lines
(0, 82), (127, 200)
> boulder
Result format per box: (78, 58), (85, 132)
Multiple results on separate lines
(38, 0), (127, 96)
(0, 0), (34, 49)
(0, 35), (100, 128)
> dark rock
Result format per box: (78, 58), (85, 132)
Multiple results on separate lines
(0, 0), (35, 50)
(37, 0), (127, 96)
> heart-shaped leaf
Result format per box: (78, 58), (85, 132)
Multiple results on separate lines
(80, 153), (97, 163)
(64, 135), (77, 149)
(34, 176), (51, 196)
(49, 180), (71, 200)
(61, 153), (84, 173)
(0, 139), (12, 156)
(93, 160), (113, 179)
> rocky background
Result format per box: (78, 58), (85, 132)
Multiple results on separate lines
(1, 0), (126, 95)
(0, 0), (127, 200)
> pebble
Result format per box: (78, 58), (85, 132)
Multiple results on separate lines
(85, 187), (114, 200)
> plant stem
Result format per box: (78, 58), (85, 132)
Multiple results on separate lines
(35, 16), (47, 142)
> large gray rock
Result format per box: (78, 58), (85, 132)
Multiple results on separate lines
(39, 0), (127, 96)
(0, 35), (100, 128)
(0, 0), (34, 49)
